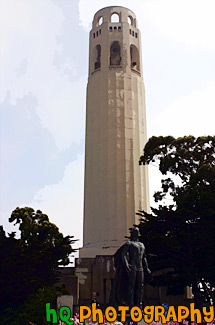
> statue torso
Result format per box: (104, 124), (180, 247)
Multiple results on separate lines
(127, 240), (145, 271)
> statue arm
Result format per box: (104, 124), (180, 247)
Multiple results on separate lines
(142, 248), (151, 273)
(142, 255), (150, 270)
(121, 242), (131, 272)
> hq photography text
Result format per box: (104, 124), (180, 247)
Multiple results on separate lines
(46, 303), (215, 324)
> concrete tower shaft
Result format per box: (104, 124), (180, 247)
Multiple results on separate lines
(81, 6), (149, 258)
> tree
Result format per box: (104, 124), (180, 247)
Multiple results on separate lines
(138, 135), (215, 307)
(0, 207), (76, 324)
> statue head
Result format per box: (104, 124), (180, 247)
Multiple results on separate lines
(130, 226), (140, 240)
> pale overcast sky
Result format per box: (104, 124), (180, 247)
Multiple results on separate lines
(1, 0), (215, 257)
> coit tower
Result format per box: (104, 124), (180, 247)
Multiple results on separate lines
(80, 6), (149, 258)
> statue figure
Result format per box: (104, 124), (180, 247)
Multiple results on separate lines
(109, 226), (151, 309)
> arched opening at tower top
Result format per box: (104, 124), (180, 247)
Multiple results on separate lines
(130, 45), (140, 71)
(94, 44), (101, 70)
(111, 13), (120, 23)
(98, 16), (103, 26)
(127, 15), (133, 25)
(110, 41), (121, 66)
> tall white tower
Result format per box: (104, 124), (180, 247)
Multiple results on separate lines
(80, 6), (149, 258)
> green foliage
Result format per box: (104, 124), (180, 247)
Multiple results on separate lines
(0, 207), (76, 323)
(138, 136), (215, 306)
(1, 286), (66, 325)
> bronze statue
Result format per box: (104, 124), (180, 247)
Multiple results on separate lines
(109, 226), (151, 308)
